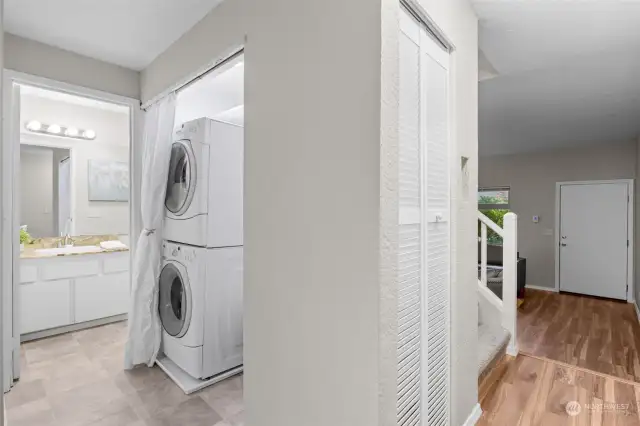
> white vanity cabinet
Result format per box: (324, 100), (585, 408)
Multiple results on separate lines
(20, 251), (129, 336)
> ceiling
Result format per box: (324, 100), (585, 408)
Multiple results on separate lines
(5, 0), (224, 70)
(20, 85), (130, 113)
(475, 0), (640, 156)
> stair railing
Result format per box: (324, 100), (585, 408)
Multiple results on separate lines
(477, 211), (518, 355)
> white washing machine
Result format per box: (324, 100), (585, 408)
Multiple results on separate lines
(159, 241), (243, 380)
(164, 117), (243, 248)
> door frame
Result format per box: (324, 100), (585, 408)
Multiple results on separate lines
(554, 179), (634, 301)
(2, 69), (141, 391)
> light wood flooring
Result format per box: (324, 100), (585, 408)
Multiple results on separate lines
(518, 290), (640, 383)
(479, 354), (640, 425)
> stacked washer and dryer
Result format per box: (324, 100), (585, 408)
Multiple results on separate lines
(157, 117), (244, 389)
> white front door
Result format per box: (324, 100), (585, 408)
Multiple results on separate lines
(559, 182), (629, 300)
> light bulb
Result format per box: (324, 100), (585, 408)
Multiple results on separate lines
(26, 121), (42, 131)
(65, 127), (79, 137)
(83, 129), (96, 139)
(47, 124), (61, 134)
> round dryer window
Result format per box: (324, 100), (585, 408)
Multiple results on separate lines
(158, 262), (192, 338)
(165, 140), (196, 215)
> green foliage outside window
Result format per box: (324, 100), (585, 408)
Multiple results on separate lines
(478, 194), (509, 246)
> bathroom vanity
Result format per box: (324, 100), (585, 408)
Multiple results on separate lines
(19, 236), (129, 340)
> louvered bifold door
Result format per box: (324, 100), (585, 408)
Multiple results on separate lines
(397, 6), (450, 426)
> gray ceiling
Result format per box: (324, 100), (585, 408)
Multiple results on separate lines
(474, 0), (640, 156)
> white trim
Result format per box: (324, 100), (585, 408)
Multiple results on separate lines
(554, 179), (634, 301)
(462, 403), (483, 426)
(525, 284), (558, 293)
(2, 70), (140, 390)
(506, 343), (519, 357)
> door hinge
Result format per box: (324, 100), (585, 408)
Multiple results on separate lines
(628, 240), (630, 247)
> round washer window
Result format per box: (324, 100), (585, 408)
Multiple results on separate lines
(159, 262), (191, 337)
(165, 140), (196, 215)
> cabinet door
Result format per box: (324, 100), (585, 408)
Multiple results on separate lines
(75, 272), (129, 323)
(21, 280), (72, 334)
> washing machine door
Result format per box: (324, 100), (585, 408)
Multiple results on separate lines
(165, 140), (197, 216)
(158, 261), (192, 338)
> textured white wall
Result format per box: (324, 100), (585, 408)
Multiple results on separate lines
(5, 34), (140, 100)
(20, 94), (130, 237)
(480, 141), (637, 290)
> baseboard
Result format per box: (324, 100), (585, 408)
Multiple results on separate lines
(21, 314), (127, 342)
(525, 284), (557, 292)
(462, 403), (483, 426)
(634, 302), (640, 326)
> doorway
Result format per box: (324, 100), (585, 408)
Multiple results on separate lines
(555, 180), (633, 300)
(2, 71), (140, 393)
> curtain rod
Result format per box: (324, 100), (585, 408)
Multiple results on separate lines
(141, 47), (244, 111)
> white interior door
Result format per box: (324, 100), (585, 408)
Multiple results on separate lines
(397, 7), (450, 426)
(559, 182), (629, 300)
(58, 157), (72, 235)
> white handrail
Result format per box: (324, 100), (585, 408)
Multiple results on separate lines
(477, 211), (504, 237)
(477, 211), (518, 356)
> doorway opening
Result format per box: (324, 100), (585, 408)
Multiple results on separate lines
(2, 73), (138, 412)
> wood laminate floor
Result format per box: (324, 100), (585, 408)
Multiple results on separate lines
(479, 354), (640, 425)
(518, 290), (640, 383)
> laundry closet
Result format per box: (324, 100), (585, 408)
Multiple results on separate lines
(155, 53), (245, 393)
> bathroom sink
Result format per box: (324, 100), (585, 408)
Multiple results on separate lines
(35, 246), (103, 256)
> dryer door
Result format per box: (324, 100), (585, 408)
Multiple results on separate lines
(165, 140), (197, 216)
(158, 261), (192, 338)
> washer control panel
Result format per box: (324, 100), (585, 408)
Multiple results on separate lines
(162, 241), (199, 264)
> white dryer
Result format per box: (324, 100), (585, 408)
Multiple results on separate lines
(159, 241), (243, 380)
(164, 117), (243, 248)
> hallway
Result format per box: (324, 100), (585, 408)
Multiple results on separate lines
(518, 290), (640, 383)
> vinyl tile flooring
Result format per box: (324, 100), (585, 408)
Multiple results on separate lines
(518, 290), (640, 383)
(479, 354), (640, 425)
(7, 321), (244, 426)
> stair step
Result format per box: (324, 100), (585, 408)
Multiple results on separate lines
(478, 323), (510, 378)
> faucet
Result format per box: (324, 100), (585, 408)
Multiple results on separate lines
(61, 218), (73, 247)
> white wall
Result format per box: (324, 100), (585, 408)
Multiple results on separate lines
(20, 146), (54, 238)
(144, 1), (391, 425)
(142, 0), (478, 423)
(5, 34), (139, 100)
(479, 141), (637, 290)
(20, 94), (130, 237)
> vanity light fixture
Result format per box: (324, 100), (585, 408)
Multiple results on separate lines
(47, 124), (61, 134)
(24, 121), (97, 141)
(25, 120), (42, 131)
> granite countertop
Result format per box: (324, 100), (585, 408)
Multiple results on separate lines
(21, 235), (129, 259)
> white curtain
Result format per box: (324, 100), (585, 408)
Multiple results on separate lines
(125, 93), (176, 369)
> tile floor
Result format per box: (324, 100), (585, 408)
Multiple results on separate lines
(7, 321), (244, 426)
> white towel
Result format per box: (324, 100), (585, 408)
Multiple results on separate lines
(100, 240), (128, 250)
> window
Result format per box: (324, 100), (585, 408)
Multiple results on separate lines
(478, 187), (510, 246)
(478, 187), (510, 210)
